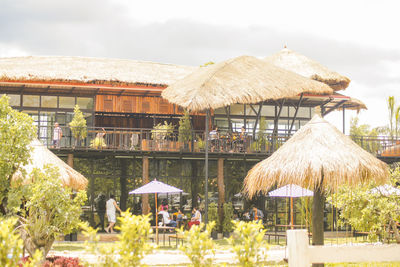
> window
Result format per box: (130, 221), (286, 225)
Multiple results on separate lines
(7, 94), (20, 107)
(77, 97), (93, 110)
(59, 97), (75, 108)
(23, 95), (40, 107)
(41, 96), (57, 108)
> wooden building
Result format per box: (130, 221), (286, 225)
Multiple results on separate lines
(0, 52), (380, 230)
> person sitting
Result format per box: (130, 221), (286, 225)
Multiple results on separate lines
(249, 205), (264, 223)
(158, 206), (177, 228)
(188, 207), (202, 229)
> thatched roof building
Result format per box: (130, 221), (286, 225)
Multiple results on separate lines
(243, 114), (388, 198)
(265, 48), (351, 91)
(0, 56), (197, 87)
(12, 139), (88, 191)
(162, 55), (333, 111)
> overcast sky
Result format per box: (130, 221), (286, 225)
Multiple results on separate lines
(1, 0), (399, 133)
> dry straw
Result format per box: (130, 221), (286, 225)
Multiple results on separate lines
(243, 114), (388, 198)
(265, 48), (350, 91)
(12, 139), (88, 190)
(162, 55), (333, 111)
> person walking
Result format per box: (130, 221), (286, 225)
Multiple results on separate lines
(94, 193), (107, 232)
(105, 194), (122, 234)
(52, 122), (63, 148)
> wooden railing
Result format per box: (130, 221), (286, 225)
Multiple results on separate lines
(37, 126), (400, 157)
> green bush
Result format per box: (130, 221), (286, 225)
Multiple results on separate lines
(69, 105), (87, 143)
(178, 222), (216, 267)
(228, 220), (268, 267)
(151, 121), (174, 140)
(178, 110), (192, 143)
(222, 202), (234, 233)
(208, 202), (219, 228)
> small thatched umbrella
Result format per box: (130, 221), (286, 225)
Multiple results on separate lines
(243, 113), (388, 248)
(265, 47), (351, 91)
(12, 139), (88, 191)
(162, 55), (332, 223)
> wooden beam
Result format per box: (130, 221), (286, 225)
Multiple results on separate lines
(288, 93), (304, 135)
(252, 102), (264, 138)
(322, 100), (348, 116)
(142, 156), (150, 215)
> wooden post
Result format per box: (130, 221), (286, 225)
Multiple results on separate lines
(312, 178), (325, 267)
(217, 158), (225, 231)
(67, 153), (73, 167)
(142, 156), (150, 215)
(89, 159), (95, 227)
(287, 230), (309, 267)
(191, 160), (199, 210)
(120, 158), (128, 211)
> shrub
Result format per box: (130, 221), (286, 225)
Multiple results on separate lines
(178, 110), (192, 143)
(69, 105), (87, 143)
(222, 202), (234, 233)
(228, 220), (268, 267)
(208, 202), (219, 230)
(178, 222), (216, 267)
(0, 217), (23, 267)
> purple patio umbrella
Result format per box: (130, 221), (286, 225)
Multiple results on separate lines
(129, 180), (183, 243)
(268, 184), (313, 229)
(369, 184), (400, 196)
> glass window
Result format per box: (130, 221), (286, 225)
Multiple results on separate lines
(261, 105), (275, 116)
(214, 107), (225, 115)
(23, 95), (40, 107)
(229, 104), (244, 115)
(59, 96), (75, 108)
(41, 96), (57, 108)
(77, 97), (94, 110)
(7, 94), (20, 106)
(298, 107), (311, 118)
(83, 113), (93, 126)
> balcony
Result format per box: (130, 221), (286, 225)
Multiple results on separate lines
(38, 126), (400, 160)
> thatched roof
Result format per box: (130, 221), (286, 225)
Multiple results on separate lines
(12, 139), (88, 190)
(0, 56), (196, 87)
(162, 55), (333, 111)
(243, 114), (388, 198)
(265, 48), (350, 91)
(344, 97), (367, 111)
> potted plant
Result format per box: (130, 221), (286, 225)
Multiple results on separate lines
(151, 121), (174, 150)
(222, 202), (234, 238)
(208, 202), (219, 239)
(178, 110), (192, 151)
(251, 117), (269, 152)
(69, 105), (87, 147)
(196, 136), (205, 152)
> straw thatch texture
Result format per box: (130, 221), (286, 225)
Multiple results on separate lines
(0, 56), (196, 86)
(344, 97), (367, 111)
(12, 139), (88, 190)
(243, 115), (388, 198)
(162, 55), (333, 111)
(265, 48), (350, 91)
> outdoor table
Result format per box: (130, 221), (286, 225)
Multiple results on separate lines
(151, 226), (176, 246)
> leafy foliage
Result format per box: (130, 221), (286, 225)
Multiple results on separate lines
(328, 168), (400, 243)
(18, 166), (87, 258)
(178, 222), (216, 267)
(0, 94), (36, 214)
(69, 105), (87, 141)
(178, 110), (192, 143)
(222, 202), (234, 233)
(90, 137), (107, 149)
(252, 117), (269, 151)
(228, 220), (268, 267)
(151, 121), (174, 140)
(0, 217), (23, 267)
(349, 116), (381, 153)
(208, 202), (219, 230)
(80, 211), (154, 267)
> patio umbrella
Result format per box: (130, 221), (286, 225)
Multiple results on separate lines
(162, 55), (332, 223)
(268, 184), (313, 229)
(12, 139), (88, 190)
(370, 184), (400, 196)
(129, 180), (183, 243)
(243, 113), (388, 247)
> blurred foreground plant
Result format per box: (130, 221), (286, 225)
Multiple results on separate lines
(177, 221), (216, 267)
(81, 210), (154, 266)
(228, 220), (268, 267)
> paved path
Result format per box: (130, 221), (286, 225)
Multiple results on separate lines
(48, 247), (286, 265)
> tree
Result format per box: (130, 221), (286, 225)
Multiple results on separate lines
(388, 96), (395, 138)
(328, 167), (400, 243)
(349, 116), (380, 153)
(69, 105), (87, 146)
(0, 95), (36, 215)
(17, 165), (87, 259)
(178, 110), (192, 143)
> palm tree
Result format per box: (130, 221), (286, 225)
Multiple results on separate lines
(388, 96), (395, 139)
(396, 106), (400, 139)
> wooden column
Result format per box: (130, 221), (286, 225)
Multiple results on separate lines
(191, 160), (199, 209)
(120, 158), (128, 211)
(67, 153), (73, 167)
(142, 156), (150, 215)
(89, 159), (95, 227)
(312, 175), (325, 267)
(217, 158), (225, 231)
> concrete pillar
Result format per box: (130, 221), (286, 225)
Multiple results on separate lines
(217, 158), (225, 230)
(312, 179), (325, 267)
(287, 230), (309, 267)
(120, 159), (128, 211)
(67, 153), (73, 167)
(142, 156), (150, 214)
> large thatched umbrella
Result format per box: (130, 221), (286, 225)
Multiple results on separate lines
(12, 139), (88, 191)
(265, 47), (351, 91)
(162, 55), (332, 223)
(243, 113), (388, 248)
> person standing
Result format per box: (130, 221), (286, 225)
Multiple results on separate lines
(249, 205), (264, 223)
(52, 122), (63, 148)
(94, 193), (107, 232)
(105, 194), (122, 234)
